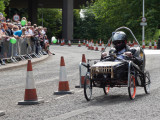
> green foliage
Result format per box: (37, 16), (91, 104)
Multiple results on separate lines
(0, 0), (10, 16)
(74, 0), (160, 43)
(37, 8), (62, 39)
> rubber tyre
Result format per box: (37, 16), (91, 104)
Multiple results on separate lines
(84, 74), (92, 101)
(128, 74), (136, 100)
(144, 71), (151, 94)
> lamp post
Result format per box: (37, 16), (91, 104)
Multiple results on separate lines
(142, 0), (145, 42)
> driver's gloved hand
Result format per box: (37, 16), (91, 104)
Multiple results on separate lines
(123, 52), (133, 58)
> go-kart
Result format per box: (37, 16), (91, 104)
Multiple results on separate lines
(81, 27), (151, 101)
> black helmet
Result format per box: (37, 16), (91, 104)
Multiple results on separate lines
(112, 31), (127, 51)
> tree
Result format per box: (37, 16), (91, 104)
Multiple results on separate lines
(74, 0), (160, 42)
(37, 8), (62, 39)
(0, 0), (10, 16)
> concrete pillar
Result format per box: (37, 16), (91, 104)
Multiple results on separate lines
(28, 0), (38, 25)
(62, 0), (73, 40)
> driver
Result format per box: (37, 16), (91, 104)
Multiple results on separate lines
(102, 31), (143, 66)
(112, 31), (131, 59)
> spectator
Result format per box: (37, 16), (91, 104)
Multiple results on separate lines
(33, 24), (37, 29)
(44, 35), (55, 55)
(14, 27), (26, 38)
(27, 21), (31, 26)
(6, 23), (14, 36)
(12, 25), (19, 33)
(0, 23), (9, 65)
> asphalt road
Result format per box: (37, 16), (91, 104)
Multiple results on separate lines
(0, 45), (160, 120)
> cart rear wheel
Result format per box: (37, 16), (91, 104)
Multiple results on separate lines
(84, 74), (92, 101)
(103, 86), (110, 95)
(144, 71), (151, 94)
(128, 74), (136, 100)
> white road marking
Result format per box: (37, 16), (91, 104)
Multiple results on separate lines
(54, 95), (66, 100)
(54, 89), (83, 100)
(77, 89), (83, 93)
(45, 106), (97, 120)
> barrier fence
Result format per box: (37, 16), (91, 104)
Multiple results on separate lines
(0, 37), (44, 64)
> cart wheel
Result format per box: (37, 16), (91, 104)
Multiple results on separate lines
(84, 74), (92, 101)
(103, 86), (110, 95)
(144, 71), (151, 94)
(128, 74), (136, 100)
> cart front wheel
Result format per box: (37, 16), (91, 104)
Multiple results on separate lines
(103, 86), (110, 95)
(144, 71), (151, 94)
(128, 74), (136, 100)
(84, 74), (92, 101)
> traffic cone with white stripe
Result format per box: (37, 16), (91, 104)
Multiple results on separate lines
(149, 40), (152, 49)
(95, 41), (99, 51)
(142, 40), (145, 49)
(134, 40), (138, 47)
(154, 40), (157, 49)
(83, 39), (86, 45)
(63, 39), (65, 45)
(86, 40), (89, 47)
(99, 39), (102, 46)
(57, 39), (60, 44)
(78, 40), (81, 47)
(60, 39), (63, 46)
(128, 41), (131, 46)
(101, 41), (105, 51)
(91, 40), (94, 50)
(108, 41), (111, 47)
(18, 60), (44, 105)
(54, 57), (73, 95)
(68, 40), (71, 46)
(75, 54), (87, 88)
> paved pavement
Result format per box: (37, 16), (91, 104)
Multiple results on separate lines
(0, 45), (160, 120)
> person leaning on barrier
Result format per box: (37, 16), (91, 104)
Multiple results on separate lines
(0, 23), (10, 65)
(14, 27), (26, 38)
(101, 31), (143, 67)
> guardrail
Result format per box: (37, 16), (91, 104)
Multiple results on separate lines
(0, 37), (44, 64)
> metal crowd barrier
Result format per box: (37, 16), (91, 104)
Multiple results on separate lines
(0, 36), (44, 64)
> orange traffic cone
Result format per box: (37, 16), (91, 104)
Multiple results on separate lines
(86, 40), (89, 47)
(54, 57), (73, 95)
(57, 39), (60, 44)
(99, 39), (102, 46)
(83, 39), (86, 45)
(18, 60), (44, 105)
(91, 40), (94, 50)
(60, 39), (63, 46)
(78, 40), (81, 47)
(142, 40), (145, 49)
(128, 41), (131, 46)
(154, 40), (157, 49)
(75, 54), (87, 88)
(95, 41), (99, 51)
(68, 40), (71, 46)
(63, 39), (65, 45)
(134, 40), (138, 47)
(149, 40), (152, 49)
(101, 41), (105, 51)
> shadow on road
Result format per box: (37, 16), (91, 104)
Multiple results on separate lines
(82, 92), (148, 107)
